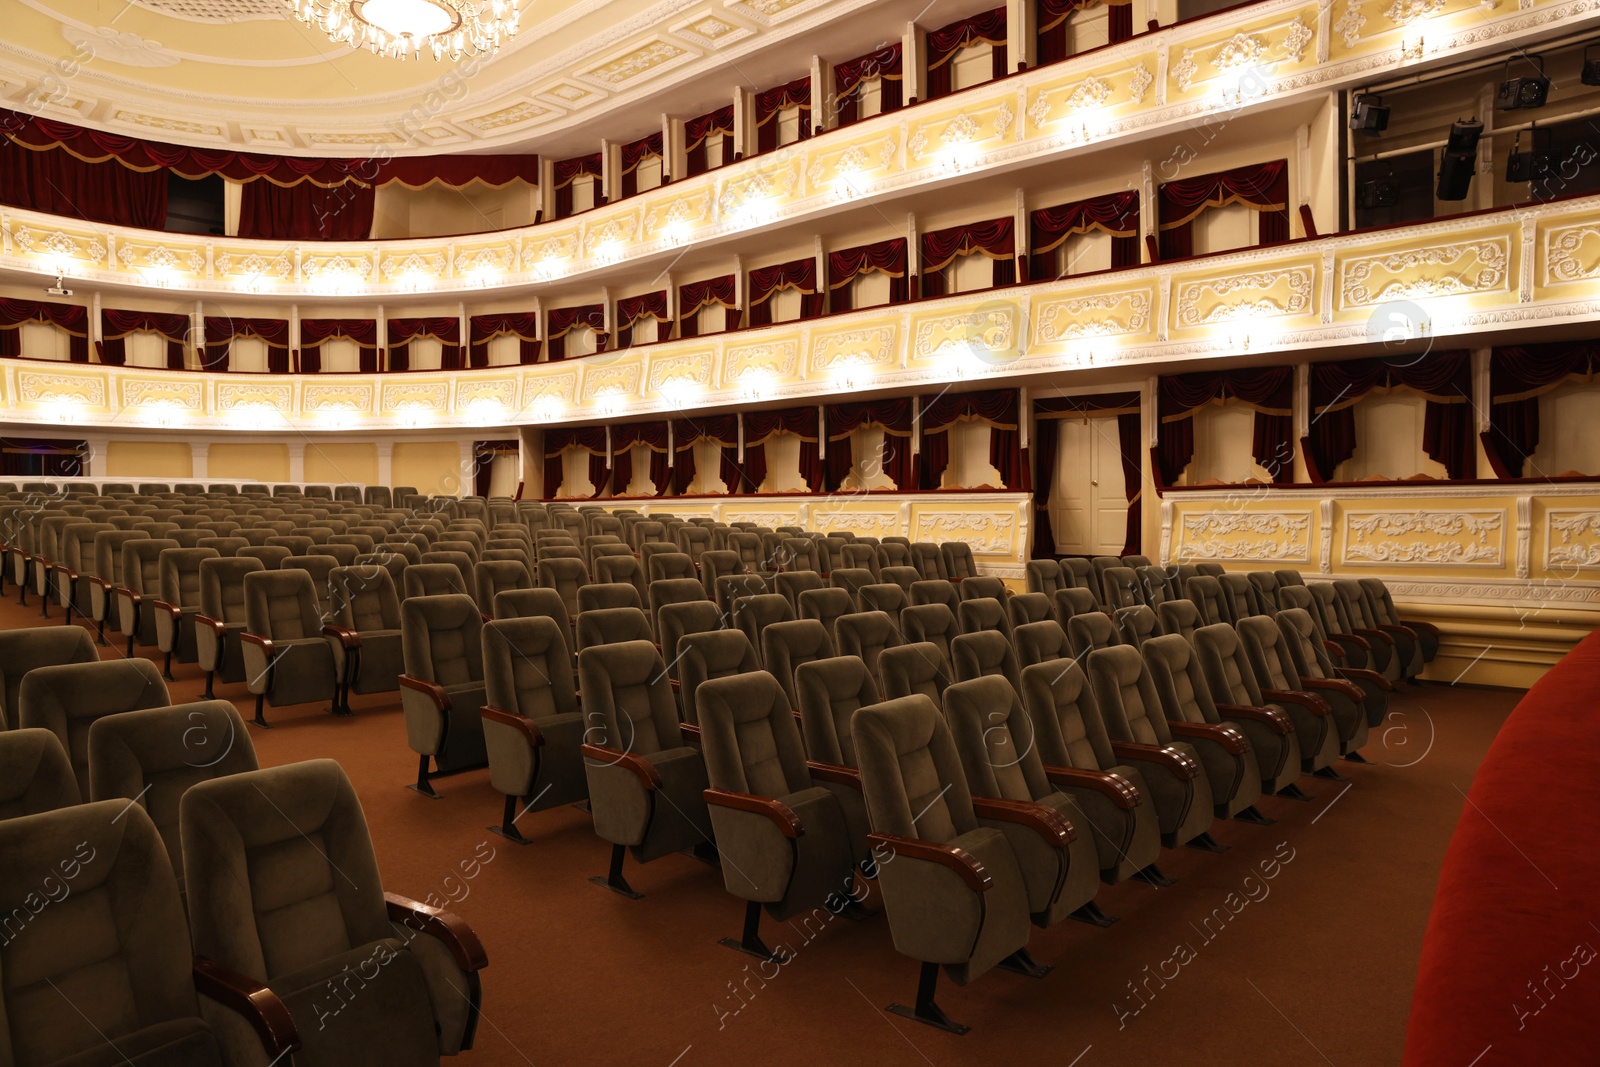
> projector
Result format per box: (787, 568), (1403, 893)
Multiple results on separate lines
(1495, 57), (1550, 111)
(46, 275), (72, 297)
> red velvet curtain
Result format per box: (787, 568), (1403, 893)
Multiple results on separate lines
(616, 291), (668, 349)
(827, 239), (908, 311)
(553, 153), (603, 218)
(543, 426), (609, 499)
(1489, 341), (1600, 477)
(100, 309), (189, 369)
(546, 304), (607, 362)
(918, 389), (1021, 489)
(0, 141), (166, 229)
(612, 422), (672, 496)
(298, 318), (378, 374)
(834, 45), (904, 126)
(672, 416), (741, 494)
(1308, 352), (1475, 481)
(1158, 159), (1288, 261)
(237, 180), (374, 241)
(920, 218), (1015, 296)
(620, 133), (664, 198)
(1028, 190), (1140, 280)
(0, 299), (90, 362)
(755, 78), (811, 153)
(1158, 367), (1294, 485)
(685, 106), (735, 177)
(743, 407), (823, 492)
(388, 317), (461, 372)
(201, 316), (289, 372)
(827, 398), (914, 490)
(678, 275), (738, 337)
(469, 313), (540, 367)
(747, 259), (822, 327)
(1117, 411), (1142, 554)
(926, 8), (1008, 99)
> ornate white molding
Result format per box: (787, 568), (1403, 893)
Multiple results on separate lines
(1173, 510), (1312, 562)
(1342, 509), (1505, 566)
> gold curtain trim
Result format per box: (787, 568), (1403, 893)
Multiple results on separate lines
(921, 414), (1019, 433)
(1161, 395), (1290, 422)
(747, 427), (818, 446)
(1, 319), (86, 338)
(1493, 369), (1597, 405)
(829, 423), (911, 441)
(921, 244), (1011, 274)
(828, 264), (906, 290)
(1159, 193), (1285, 231)
(926, 34), (1007, 71)
(756, 101), (811, 128)
(748, 279), (814, 306)
(1032, 219), (1137, 256)
(1035, 406), (1140, 419)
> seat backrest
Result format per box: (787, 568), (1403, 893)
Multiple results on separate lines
(732, 592), (795, 660)
(94, 530), (148, 586)
(1185, 574), (1232, 625)
(577, 640), (679, 755)
(715, 572), (769, 614)
(957, 596), (1013, 640)
(595, 553), (649, 600)
(909, 542), (946, 581)
(1006, 591), (1053, 628)
(1102, 566), (1142, 610)
(1238, 615), (1303, 691)
(857, 582), (908, 622)
(941, 542), (978, 581)
(678, 630), (761, 724)
(1248, 570), (1281, 610)
(876, 541), (912, 569)
(853, 694), (974, 843)
(880, 566), (922, 593)
(243, 567), (323, 642)
(647, 551), (697, 583)
(1193, 621), (1266, 706)
(944, 676), (1050, 803)
(1014, 619), (1071, 667)
(1334, 579), (1377, 627)
(958, 575), (1006, 602)
(120, 538), (179, 598)
(87, 700), (258, 888)
(760, 618), (836, 706)
(838, 543), (877, 576)
(908, 579), (958, 615)
(402, 561), (470, 600)
(329, 565), (403, 632)
(795, 656), (881, 767)
(1053, 586), (1101, 627)
(576, 606), (654, 652)
(400, 593), (485, 686)
(698, 671), (809, 799)
(578, 582), (645, 616)
(878, 641), (953, 703)
(1019, 659), (1115, 771)
(1220, 572), (1262, 620)
(538, 557), (591, 617)
(1085, 644), (1172, 746)
(1157, 598), (1203, 644)
(698, 549), (744, 596)
(1025, 558), (1068, 596)
(0, 625), (100, 729)
(798, 587), (854, 639)
(727, 532), (763, 570)
(829, 567), (874, 604)
(1275, 568), (1306, 588)
(657, 600), (723, 677)
(1066, 611), (1120, 660)
(834, 610), (903, 680)
(482, 616), (579, 722)
(898, 602), (958, 665)
(1142, 633), (1218, 725)
(0, 728), (79, 818)
(19, 658), (170, 797)
(951, 629), (1021, 692)
(476, 559), (533, 606)
(1275, 607), (1336, 682)
(775, 570), (826, 611)
(199, 556), (266, 623)
(158, 546), (221, 607)
(1115, 604), (1164, 650)
(1136, 565), (1173, 607)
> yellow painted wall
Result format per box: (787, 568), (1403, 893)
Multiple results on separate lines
(305, 442), (378, 487)
(105, 441), (192, 478)
(393, 441), (462, 497)
(209, 442), (289, 482)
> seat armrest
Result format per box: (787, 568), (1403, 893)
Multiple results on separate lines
(1043, 765), (1140, 808)
(1335, 665), (1393, 691)
(1109, 740), (1200, 780)
(680, 722), (701, 744)
(1353, 627), (1394, 645)
(1378, 623), (1417, 640)
(806, 760), (863, 792)
(152, 599), (182, 621)
(321, 623), (361, 649)
(1401, 617), (1441, 637)
(1323, 641), (1347, 661)
(193, 956), (301, 1061)
(195, 613), (227, 638)
(1299, 676), (1365, 701)
(239, 631), (275, 658)
(972, 796), (1075, 845)
(399, 674), (450, 711)
(1168, 720), (1249, 754)
(87, 575), (112, 593)
(866, 832), (991, 891)
(1262, 688), (1333, 717)
(481, 706), (543, 746)
(115, 586), (140, 605)
(58, 565), (78, 581)
(581, 743), (662, 789)
(704, 788), (802, 838)
(384, 892), (489, 972)
(1215, 703), (1292, 735)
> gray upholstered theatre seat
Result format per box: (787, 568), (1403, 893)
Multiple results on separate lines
(1115, 604), (1164, 650)
(1186, 575), (1232, 626)
(1158, 598), (1203, 644)
(858, 583), (909, 624)
(327, 565), (407, 708)
(910, 577), (960, 613)
(19, 657), (171, 799)
(957, 596), (1013, 641)
(0, 728), (79, 818)
(399, 594), (490, 795)
(1007, 592), (1053, 629)
(732, 592), (795, 664)
(0, 624), (98, 730)
(798, 587), (854, 642)
(240, 568), (341, 729)
(677, 630), (760, 724)
(194, 556), (265, 701)
(879, 641), (953, 704)
(1014, 619), (1072, 668)
(900, 602), (959, 667)
(88, 529), (148, 645)
(1240, 615), (1370, 764)
(951, 630), (1021, 693)
(761, 618), (836, 708)
(835, 610), (904, 684)
(575, 606), (655, 653)
(1277, 606), (1390, 728)
(852, 693), (1033, 1033)
(1193, 621), (1324, 788)
(181, 760), (486, 1063)
(1141, 634), (1265, 822)
(153, 546), (221, 676)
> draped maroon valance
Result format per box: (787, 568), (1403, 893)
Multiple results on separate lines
(921, 218), (1014, 273)
(388, 317), (460, 345)
(611, 420), (671, 497)
(1031, 391), (1142, 557)
(919, 388), (1023, 491)
(827, 239), (908, 289)
(1030, 191), (1139, 253)
(678, 275), (736, 316)
(468, 312), (540, 368)
(835, 45), (904, 126)
(926, 7), (1008, 98)
(1307, 352), (1475, 482)
(237, 180), (374, 241)
(826, 398), (913, 490)
(617, 291), (668, 326)
(543, 426), (609, 499)
(1159, 367), (1293, 485)
(0, 108), (537, 190)
(671, 414), (742, 494)
(201, 316), (289, 372)
(1037, 0), (1109, 32)
(621, 133), (663, 172)
(553, 154), (603, 189)
(1488, 341), (1600, 478)
(546, 304), (605, 338)
(741, 407), (822, 492)
(0, 140), (167, 229)
(0, 298), (88, 362)
(98, 309), (188, 369)
(1158, 159), (1289, 259)
(686, 107), (735, 150)
(748, 259), (816, 305)
(754, 78), (812, 126)
(299, 318), (377, 346)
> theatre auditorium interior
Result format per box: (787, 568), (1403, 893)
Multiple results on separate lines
(2, 0), (1600, 1063)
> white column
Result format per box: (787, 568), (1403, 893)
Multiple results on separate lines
(290, 304), (301, 362)
(907, 212), (920, 287)
(377, 441), (394, 487)
(732, 87), (748, 161)
(661, 114), (674, 182)
(1008, 0), (1034, 72)
(377, 305), (387, 371)
(903, 23), (923, 105)
(90, 291), (102, 359)
(190, 442), (209, 480)
(287, 441), (306, 484)
(458, 302), (469, 363)
(733, 255), (745, 328)
(810, 55), (827, 135)
(601, 139), (615, 204)
(540, 157), (555, 221)
(814, 235), (826, 310)
(1140, 159), (1156, 263)
(191, 302), (204, 369)
(601, 286), (614, 344)
(1014, 189), (1027, 278)
(81, 434), (109, 478)
(1472, 347), (1494, 478)
(665, 272), (677, 340)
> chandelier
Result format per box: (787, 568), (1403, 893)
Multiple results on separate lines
(283, 0), (519, 61)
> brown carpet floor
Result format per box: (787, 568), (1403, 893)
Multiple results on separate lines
(11, 590), (1518, 1067)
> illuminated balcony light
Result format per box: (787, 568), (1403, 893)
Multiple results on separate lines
(142, 400), (186, 429)
(530, 395), (565, 422)
(595, 386), (626, 418)
(40, 399), (83, 425)
(594, 240), (624, 265)
(316, 406), (359, 430)
(732, 196), (777, 228)
(829, 356), (873, 392)
(659, 376), (700, 409)
(401, 271), (431, 293)
(662, 220), (692, 246)
(534, 256), (566, 281)
(740, 369), (776, 402)
(224, 401), (282, 429)
(834, 169), (872, 200)
(466, 397), (511, 423)
(939, 143), (983, 174)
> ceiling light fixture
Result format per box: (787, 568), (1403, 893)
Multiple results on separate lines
(283, 0), (519, 61)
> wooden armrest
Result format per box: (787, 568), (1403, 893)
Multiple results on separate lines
(704, 788), (802, 838)
(1401, 618), (1441, 636)
(115, 586), (140, 604)
(193, 956), (300, 1061)
(867, 832), (990, 892)
(321, 623), (361, 649)
(1110, 740), (1200, 779)
(680, 722), (701, 744)
(972, 796), (1075, 845)
(58, 566), (78, 581)
(399, 673), (449, 710)
(1262, 688), (1333, 717)
(1044, 765), (1140, 808)
(1215, 703), (1293, 735)
(239, 631), (275, 657)
(1335, 632), (1372, 650)
(581, 743), (663, 789)
(1168, 720), (1249, 754)
(1299, 675), (1364, 701)
(481, 706), (543, 746)
(1335, 665), (1393, 691)
(152, 599), (182, 620)
(1378, 624), (1417, 641)
(194, 613), (227, 638)
(1353, 627), (1393, 645)
(87, 575), (112, 592)
(1324, 641), (1347, 661)
(384, 892), (489, 972)
(806, 760), (863, 791)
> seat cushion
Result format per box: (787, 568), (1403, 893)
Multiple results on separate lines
(49, 1018), (222, 1067)
(270, 939), (440, 1067)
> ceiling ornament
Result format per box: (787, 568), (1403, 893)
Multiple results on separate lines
(281, 0), (519, 60)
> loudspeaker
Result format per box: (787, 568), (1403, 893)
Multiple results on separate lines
(1349, 93), (1390, 134)
(1357, 177), (1399, 208)
(1495, 56), (1550, 110)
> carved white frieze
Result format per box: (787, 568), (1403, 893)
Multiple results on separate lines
(1343, 510), (1505, 565)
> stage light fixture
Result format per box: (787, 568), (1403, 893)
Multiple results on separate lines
(1583, 43), (1600, 85)
(1357, 175), (1400, 208)
(1349, 92), (1390, 134)
(1495, 56), (1550, 111)
(1437, 118), (1483, 201)
(1505, 126), (1553, 183)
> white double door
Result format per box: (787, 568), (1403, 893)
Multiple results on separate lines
(1049, 414), (1130, 556)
